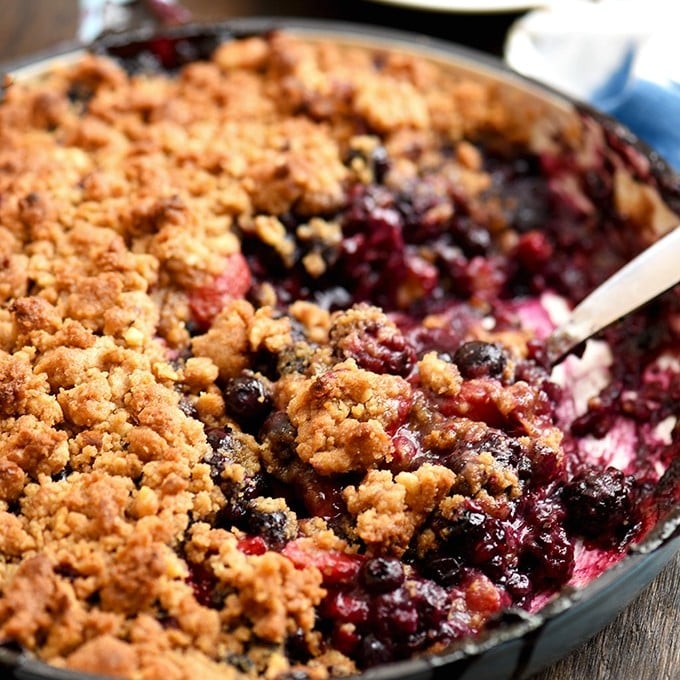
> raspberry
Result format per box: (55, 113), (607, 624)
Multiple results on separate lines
(513, 230), (553, 270)
(237, 536), (267, 555)
(321, 588), (370, 624)
(282, 541), (363, 585)
(464, 574), (505, 616)
(336, 322), (416, 377)
(188, 252), (251, 329)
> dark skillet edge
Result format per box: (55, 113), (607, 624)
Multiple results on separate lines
(1, 16), (679, 680)
(1, 644), (110, 680)
(574, 104), (680, 216)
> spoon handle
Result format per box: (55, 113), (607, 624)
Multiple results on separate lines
(546, 226), (680, 364)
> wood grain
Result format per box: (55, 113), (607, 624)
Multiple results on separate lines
(1, 2), (678, 679)
(530, 552), (680, 680)
(0, 0), (79, 62)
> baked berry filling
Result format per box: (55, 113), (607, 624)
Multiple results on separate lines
(0, 31), (677, 680)
(186, 145), (678, 668)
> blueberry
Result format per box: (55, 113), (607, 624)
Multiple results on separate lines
(488, 431), (522, 463)
(55, 563), (79, 580)
(423, 556), (464, 586)
(216, 472), (269, 529)
(437, 507), (486, 546)
(216, 497), (249, 530)
(453, 341), (506, 379)
(204, 427), (236, 482)
(66, 82), (94, 105)
(346, 145), (391, 183)
(247, 509), (292, 550)
(223, 654), (254, 673)
(51, 464), (73, 483)
(370, 145), (391, 184)
(178, 397), (198, 419)
(471, 430), (523, 469)
(452, 215), (491, 255)
(358, 634), (393, 667)
(184, 318), (203, 336)
(285, 628), (311, 663)
(403, 629), (428, 652)
(223, 373), (273, 429)
(360, 557), (405, 593)
(260, 411), (296, 461)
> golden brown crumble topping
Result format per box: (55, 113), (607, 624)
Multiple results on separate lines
(344, 464), (456, 557)
(0, 26), (676, 680)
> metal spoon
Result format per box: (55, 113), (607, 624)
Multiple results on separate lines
(545, 226), (680, 365)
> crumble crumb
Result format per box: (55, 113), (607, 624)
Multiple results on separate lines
(344, 464), (456, 556)
(287, 359), (412, 474)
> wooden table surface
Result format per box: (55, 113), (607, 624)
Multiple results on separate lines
(1, 2), (678, 679)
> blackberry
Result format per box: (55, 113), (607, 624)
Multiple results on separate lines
(521, 525), (574, 589)
(372, 586), (419, 637)
(411, 579), (450, 626)
(204, 427), (236, 484)
(562, 466), (638, 544)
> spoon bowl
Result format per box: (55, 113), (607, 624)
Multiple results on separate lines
(546, 226), (680, 365)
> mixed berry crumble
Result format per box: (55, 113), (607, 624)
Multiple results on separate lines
(0, 30), (678, 679)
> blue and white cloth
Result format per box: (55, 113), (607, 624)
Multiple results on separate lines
(505, 0), (680, 170)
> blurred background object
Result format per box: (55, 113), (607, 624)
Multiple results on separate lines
(1, 0), (524, 63)
(505, 0), (680, 168)
(78, 0), (190, 42)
